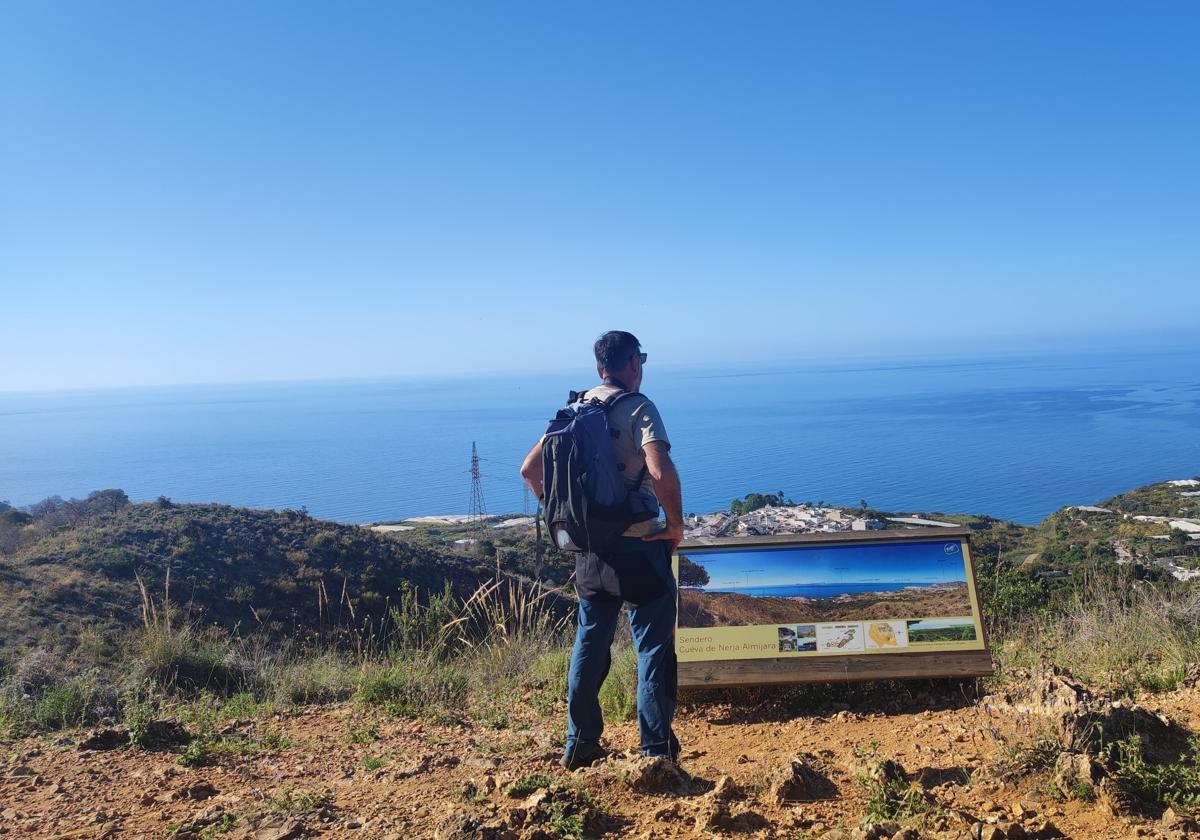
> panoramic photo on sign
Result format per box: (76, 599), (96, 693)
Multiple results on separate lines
(674, 534), (985, 665)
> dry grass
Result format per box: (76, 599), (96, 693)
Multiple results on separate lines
(995, 578), (1200, 696)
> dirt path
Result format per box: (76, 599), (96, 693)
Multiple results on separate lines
(3, 684), (1199, 839)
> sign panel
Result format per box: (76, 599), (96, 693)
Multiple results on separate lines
(674, 527), (992, 686)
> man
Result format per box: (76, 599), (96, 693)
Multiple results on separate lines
(520, 330), (684, 769)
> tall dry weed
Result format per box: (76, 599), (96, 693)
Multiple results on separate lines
(997, 578), (1200, 695)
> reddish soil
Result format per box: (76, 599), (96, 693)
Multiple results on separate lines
(2, 683), (1199, 839)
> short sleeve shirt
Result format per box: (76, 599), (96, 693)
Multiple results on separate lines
(583, 383), (670, 537)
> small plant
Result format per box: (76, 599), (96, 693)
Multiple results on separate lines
(258, 729), (292, 751)
(1070, 781), (1097, 802)
(471, 680), (517, 730)
(346, 723), (379, 744)
(217, 692), (265, 720)
(177, 739), (211, 767)
(991, 738), (1062, 780)
(505, 774), (553, 797)
(0, 709), (19, 740)
(473, 738), (499, 755)
(382, 701), (418, 719)
(1109, 735), (1200, 811)
(530, 649), (570, 714)
(266, 787), (332, 815)
(547, 804), (584, 840)
(856, 757), (932, 823)
(179, 697), (219, 740)
(123, 693), (160, 749)
(35, 682), (89, 730)
(361, 756), (385, 771)
(598, 647), (638, 723)
(176, 728), (292, 763)
(355, 657), (468, 721)
(853, 740), (880, 760)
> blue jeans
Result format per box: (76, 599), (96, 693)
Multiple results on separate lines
(564, 539), (679, 758)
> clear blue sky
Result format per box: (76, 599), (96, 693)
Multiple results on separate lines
(2, 2), (1197, 391)
(686, 540), (967, 589)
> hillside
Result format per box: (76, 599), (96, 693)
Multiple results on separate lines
(0, 495), (500, 658)
(4, 478), (1198, 662)
(2, 479), (1200, 839)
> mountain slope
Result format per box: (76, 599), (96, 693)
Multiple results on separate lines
(0, 499), (492, 656)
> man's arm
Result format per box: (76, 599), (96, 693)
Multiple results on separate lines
(641, 440), (683, 554)
(519, 439), (544, 499)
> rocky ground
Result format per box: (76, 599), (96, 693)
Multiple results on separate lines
(3, 674), (1200, 840)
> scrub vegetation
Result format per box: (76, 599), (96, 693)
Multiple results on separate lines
(2, 480), (1200, 836)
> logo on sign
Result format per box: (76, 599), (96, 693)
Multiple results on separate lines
(944, 542), (960, 554)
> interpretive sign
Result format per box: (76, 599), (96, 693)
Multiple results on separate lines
(674, 527), (992, 687)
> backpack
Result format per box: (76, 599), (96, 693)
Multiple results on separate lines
(540, 387), (656, 554)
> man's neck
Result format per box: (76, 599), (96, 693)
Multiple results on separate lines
(602, 375), (631, 391)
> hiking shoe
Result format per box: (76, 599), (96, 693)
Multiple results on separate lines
(559, 742), (608, 770)
(640, 732), (682, 763)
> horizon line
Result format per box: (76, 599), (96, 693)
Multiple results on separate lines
(2, 328), (1197, 397)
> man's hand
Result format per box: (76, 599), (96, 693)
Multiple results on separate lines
(642, 520), (684, 556)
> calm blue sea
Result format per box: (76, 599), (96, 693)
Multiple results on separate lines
(710, 582), (921, 598)
(1, 347), (1197, 525)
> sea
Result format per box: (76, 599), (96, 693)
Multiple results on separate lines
(707, 582), (931, 598)
(1, 346), (1197, 526)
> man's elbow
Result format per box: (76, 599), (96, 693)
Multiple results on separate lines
(645, 450), (677, 484)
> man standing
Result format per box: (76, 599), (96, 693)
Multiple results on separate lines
(520, 331), (684, 769)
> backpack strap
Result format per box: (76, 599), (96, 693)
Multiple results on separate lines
(579, 382), (653, 492)
(603, 388), (651, 491)
(629, 462), (649, 492)
(599, 388), (644, 411)
(570, 383), (645, 413)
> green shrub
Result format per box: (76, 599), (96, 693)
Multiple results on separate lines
(599, 647), (638, 722)
(1069, 781), (1096, 803)
(177, 739), (211, 767)
(123, 692), (163, 749)
(854, 745), (932, 823)
(530, 648), (570, 713)
(389, 581), (459, 655)
(1110, 735), (1200, 811)
(505, 774), (552, 796)
(268, 652), (356, 707)
(266, 787), (331, 815)
(136, 620), (255, 696)
(997, 582), (1200, 696)
(356, 657), (469, 720)
(346, 722), (379, 744)
(470, 677), (517, 729)
(547, 806), (584, 839)
(35, 682), (89, 730)
(218, 692), (267, 720)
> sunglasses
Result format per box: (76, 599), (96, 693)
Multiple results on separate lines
(637, 352), (648, 364)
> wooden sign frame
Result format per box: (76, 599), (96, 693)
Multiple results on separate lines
(673, 526), (993, 688)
